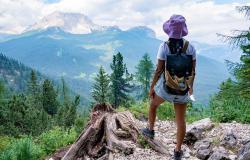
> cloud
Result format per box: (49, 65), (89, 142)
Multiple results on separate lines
(73, 72), (86, 80)
(82, 40), (122, 62)
(0, 0), (249, 44)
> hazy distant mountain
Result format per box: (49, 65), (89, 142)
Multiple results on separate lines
(192, 41), (242, 63)
(0, 12), (230, 104)
(24, 12), (112, 34)
(0, 33), (16, 42)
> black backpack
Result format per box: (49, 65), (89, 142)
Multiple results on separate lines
(164, 39), (193, 95)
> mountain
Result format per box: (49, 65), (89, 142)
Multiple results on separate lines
(0, 53), (45, 92)
(24, 12), (109, 34)
(0, 33), (16, 42)
(0, 53), (88, 106)
(192, 41), (242, 63)
(0, 12), (230, 104)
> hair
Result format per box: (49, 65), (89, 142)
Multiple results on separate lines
(168, 38), (184, 54)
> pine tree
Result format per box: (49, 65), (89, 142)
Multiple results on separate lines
(110, 52), (133, 108)
(27, 70), (42, 109)
(0, 80), (5, 100)
(42, 79), (58, 116)
(2, 94), (49, 136)
(210, 6), (250, 123)
(217, 6), (250, 99)
(28, 70), (39, 95)
(135, 53), (154, 99)
(91, 66), (110, 104)
(57, 77), (79, 128)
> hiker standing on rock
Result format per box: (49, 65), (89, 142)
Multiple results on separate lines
(141, 15), (196, 160)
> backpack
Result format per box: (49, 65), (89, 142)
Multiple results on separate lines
(163, 39), (194, 95)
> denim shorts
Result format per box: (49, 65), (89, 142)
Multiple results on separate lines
(153, 74), (190, 104)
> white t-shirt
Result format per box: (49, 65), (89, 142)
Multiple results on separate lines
(156, 41), (196, 61)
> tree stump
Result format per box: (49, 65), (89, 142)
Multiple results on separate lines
(49, 103), (168, 160)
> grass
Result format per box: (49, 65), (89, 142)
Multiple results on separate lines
(138, 134), (150, 149)
(118, 100), (209, 123)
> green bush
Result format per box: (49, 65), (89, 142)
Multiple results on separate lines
(74, 113), (90, 135)
(210, 97), (250, 123)
(0, 136), (13, 151)
(118, 100), (175, 121)
(186, 103), (210, 123)
(37, 127), (77, 155)
(156, 102), (175, 120)
(0, 137), (44, 160)
(118, 100), (211, 123)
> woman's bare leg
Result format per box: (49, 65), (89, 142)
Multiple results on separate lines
(174, 103), (187, 151)
(148, 94), (165, 130)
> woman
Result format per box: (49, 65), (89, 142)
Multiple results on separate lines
(141, 15), (196, 160)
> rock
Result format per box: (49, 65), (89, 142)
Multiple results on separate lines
(194, 139), (212, 160)
(208, 146), (230, 160)
(187, 118), (214, 131)
(238, 140), (250, 160)
(220, 131), (238, 149)
(184, 127), (204, 145)
(229, 154), (237, 160)
(184, 118), (214, 145)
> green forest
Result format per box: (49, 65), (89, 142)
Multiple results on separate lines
(0, 6), (249, 160)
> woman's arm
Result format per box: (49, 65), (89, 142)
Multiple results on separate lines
(190, 60), (196, 88)
(150, 59), (165, 90)
(188, 60), (196, 95)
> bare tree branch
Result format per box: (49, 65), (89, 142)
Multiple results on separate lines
(236, 6), (250, 19)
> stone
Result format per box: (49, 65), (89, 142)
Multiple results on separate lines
(184, 127), (204, 144)
(238, 140), (250, 160)
(194, 139), (212, 160)
(187, 118), (214, 131)
(220, 131), (238, 149)
(229, 154), (237, 160)
(184, 118), (214, 145)
(208, 146), (230, 160)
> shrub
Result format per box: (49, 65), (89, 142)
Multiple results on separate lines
(210, 97), (250, 123)
(37, 127), (77, 155)
(186, 103), (210, 123)
(118, 100), (175, 121)
(0, 136), (13, 151)
(0, 137), (44, 160)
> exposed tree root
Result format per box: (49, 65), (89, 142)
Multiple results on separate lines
(49, 104), (168, 160)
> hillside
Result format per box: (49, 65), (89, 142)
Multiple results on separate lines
(0, 53), (88, 105)
(0, 53), (44, 92)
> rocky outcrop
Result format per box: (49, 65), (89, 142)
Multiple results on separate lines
(48, 117), (250, 160)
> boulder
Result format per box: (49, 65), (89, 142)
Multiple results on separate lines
(194, 139), (212, 160)
(184, 118), (214, 145)
(238, 140), (250, 160)
(220, 131), (238, 149)
(208, 146), (230, 160)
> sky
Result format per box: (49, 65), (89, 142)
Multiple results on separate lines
(0, 0), (249, 44)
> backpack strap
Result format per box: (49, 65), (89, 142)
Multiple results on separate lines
(182, 40), (189, 53)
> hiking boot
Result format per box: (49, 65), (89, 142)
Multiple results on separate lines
(140, 128), (155, 139)
(174, 149), (183, 160)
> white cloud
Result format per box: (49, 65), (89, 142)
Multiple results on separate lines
(0, 0), (249, 44)
(73, 72), (86, 80)
(82, 40), (122, 62)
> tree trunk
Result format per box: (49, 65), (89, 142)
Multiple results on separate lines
(48, 103), (168, 160)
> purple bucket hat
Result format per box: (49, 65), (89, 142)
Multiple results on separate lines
(163, 15), (188, 39)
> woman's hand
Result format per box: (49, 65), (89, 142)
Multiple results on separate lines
(149, 88), (155, 99)
(188, 87), (193, 95)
